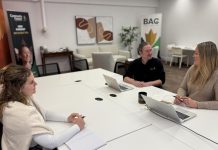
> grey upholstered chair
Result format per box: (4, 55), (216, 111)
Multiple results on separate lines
(92, 52), (115, 72)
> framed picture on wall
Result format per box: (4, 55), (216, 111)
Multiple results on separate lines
(75, 16), (96, 45)
(96, 16), (113, 44)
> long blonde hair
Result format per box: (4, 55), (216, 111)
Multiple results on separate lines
(190, 41), (218, 87)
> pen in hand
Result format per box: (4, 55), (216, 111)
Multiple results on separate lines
(75, 115), (85, 119)
(173, 95), (184, 102)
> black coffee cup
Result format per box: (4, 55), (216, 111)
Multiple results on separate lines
(138, 92), (147, 104)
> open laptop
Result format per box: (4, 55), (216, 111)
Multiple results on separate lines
(103, 74), (133, 92)
(142, 95), (196, 123)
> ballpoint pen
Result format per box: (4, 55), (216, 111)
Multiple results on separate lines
(74, 115), (85, 119)
(173, 95), (184, 102)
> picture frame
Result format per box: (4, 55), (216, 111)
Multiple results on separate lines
(96, 16), (113, 44)
(75, 16), (96, 45)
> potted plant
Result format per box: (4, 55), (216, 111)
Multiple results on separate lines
(119, 26), (139, 58)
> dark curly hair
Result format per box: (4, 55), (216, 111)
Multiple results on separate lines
(137, 41), (150, 55)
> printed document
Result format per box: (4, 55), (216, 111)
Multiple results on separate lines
(65, 128), (107, 150)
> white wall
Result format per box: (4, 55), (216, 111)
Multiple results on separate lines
(158, 0), (218, 61)
(2, 0), (158, 71)
(4, 0), (218, 70)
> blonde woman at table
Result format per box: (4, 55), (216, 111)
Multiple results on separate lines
(0, 65), (85, 150)
(123, 41), (165, 88)
(174, 41), (218, 109)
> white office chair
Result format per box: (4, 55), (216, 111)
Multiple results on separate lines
(152, 46), (159, 58)
(92, 52), (115, 72)
(170, 47), (189, 69)
(166, 44), (176, 64)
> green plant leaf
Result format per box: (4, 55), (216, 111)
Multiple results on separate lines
(119, 26), (139, 48)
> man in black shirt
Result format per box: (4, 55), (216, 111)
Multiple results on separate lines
(123, 42), (165, 88)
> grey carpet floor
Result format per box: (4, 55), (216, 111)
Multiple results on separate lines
(162, 62), (189, 93)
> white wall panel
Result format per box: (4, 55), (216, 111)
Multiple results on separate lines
(158, 0), (218, 61)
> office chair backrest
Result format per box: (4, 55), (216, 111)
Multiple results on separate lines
(167, 44), (175, 54)
(171, 47), (183, 55)
(37, 63), (61, 77)
(92, 52), (115, 72)
(73, 59), (89, 71)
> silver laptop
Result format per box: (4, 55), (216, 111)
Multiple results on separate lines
(103, 74), (133, 92)
(142, 95), (196, 123)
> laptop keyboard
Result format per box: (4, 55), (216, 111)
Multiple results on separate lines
(176, 111), (189, 120)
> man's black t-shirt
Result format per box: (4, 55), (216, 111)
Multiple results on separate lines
(123, 58), (165, 85)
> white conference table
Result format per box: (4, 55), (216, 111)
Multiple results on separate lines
(34, 69), (218, 150)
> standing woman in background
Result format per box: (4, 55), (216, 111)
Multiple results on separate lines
(0, 65), (85, 150)
(174, 41), (218, 109)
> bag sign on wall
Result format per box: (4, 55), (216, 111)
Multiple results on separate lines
(141, 13), (162, 48)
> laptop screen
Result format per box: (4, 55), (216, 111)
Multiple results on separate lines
(103, 74), (133, 92)
(142, 95), (196, 123)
